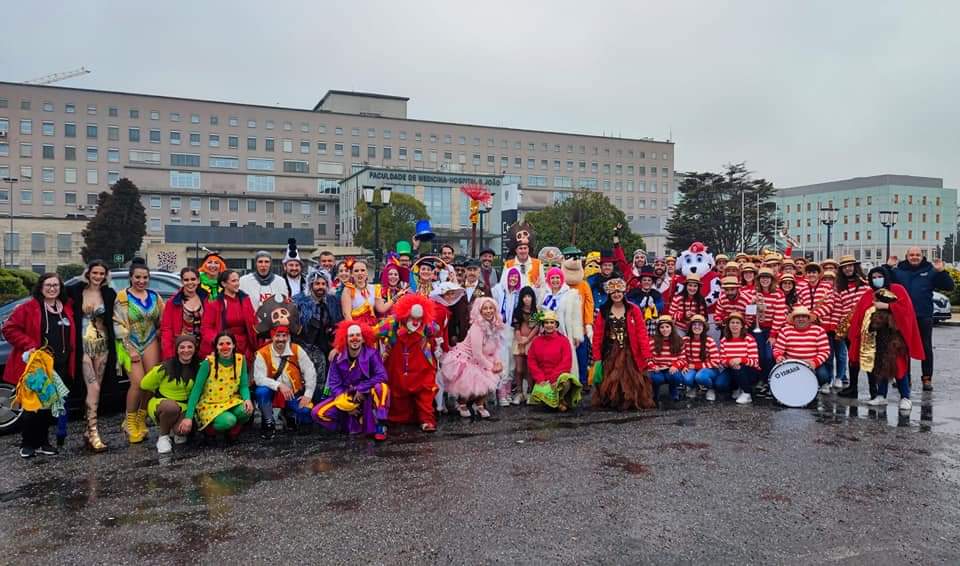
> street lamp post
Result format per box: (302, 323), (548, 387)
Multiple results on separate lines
(362, 185), (392, 275)
(818, 206), (839, 260)
(477, 203), (492, 256)
(879, 210), (899, 262)
(1, 176), (16, 268)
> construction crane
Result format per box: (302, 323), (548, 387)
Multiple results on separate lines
(24, 66), (91, 85)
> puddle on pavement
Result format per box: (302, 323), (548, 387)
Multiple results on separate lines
(812, 393), (960, 434)
(326, 497), (361, 512)
(601, 454), (652, 476)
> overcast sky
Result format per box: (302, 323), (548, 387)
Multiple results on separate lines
(3, 0), (957, 188)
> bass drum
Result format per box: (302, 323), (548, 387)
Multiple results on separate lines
(769, 360), (818, 408)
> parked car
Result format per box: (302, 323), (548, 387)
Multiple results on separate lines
(933, 291), (952, 323)
(0, 270), (182, 433)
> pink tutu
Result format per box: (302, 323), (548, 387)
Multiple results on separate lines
(441, 348), (501, 399)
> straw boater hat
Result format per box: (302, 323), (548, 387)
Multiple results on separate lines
(539, 310), (559, 323)
(781, 258), (796, 268)
(838, 254), (857, 267)
(821, 270), (837, 280)
(804, 262), (822, 273)
(726, 311), (746, 323)
(657, 315), (675, 325)
(688, 314), (707, 325)
(685, 273), (702, 283)
(763, 252), (783, 264)
(734, 252), (749, 262)
(779, 273), (796, 283)
(757, 267), (775, 278)
(715, 254), (729, 262)
(740, 263), (757, 273)
(787, 305), (812, 323)
(721, 276), (741, 288)
(821, 258), (839, 271)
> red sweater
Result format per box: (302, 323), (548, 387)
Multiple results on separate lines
(592, 303), (653, 370)
(679, 335), (720, 370)
(773, 324), (830, 367)
(720, 335), (760, 369)
(2, 298), (78, 385)
(200, 292), (259, 360)
(527, 331), (573, 384)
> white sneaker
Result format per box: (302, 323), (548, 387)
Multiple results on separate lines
(685, 387), (698, 399)
(173, 434), (187, 445)
(731, 388), (742, 400)
(867, 396), (886, 406)
(831, 378), (844, 389)
(898, 398), (912, 412)
(476, 405), (491, 419)
(511, 392), (524, 405)
(457, 404), (472, 418)
(819, 383), (832, 394)
(498, 397), (511, 407)
(735, 393), (752, 405)
(156, 435), (172, 454)
(705, 389), (716, 402)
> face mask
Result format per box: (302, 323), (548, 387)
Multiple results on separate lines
(871, 277), (885, 289)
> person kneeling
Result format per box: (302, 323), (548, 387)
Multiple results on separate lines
(773, 306), (831, 393)
(312, 322), (390, 441)
(719, 312), (760, 405)
(527, 310), (582, 412)
(254, 325), (317, 439)
(140, 335), (200, 454)
(178, 332), (253, 441)
(679, 315), (723, 401)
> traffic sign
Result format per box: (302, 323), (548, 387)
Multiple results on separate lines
(113, 254), (124, 264)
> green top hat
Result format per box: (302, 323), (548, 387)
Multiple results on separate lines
(396, 240), (413, 256)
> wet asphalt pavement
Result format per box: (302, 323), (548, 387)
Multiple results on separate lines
(3, 331), (960, 565)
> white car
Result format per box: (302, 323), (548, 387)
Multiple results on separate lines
(933, 291), (951, 323)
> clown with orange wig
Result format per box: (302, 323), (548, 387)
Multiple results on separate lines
(312, 321), (390, 441)
(375, 293), (442, 432)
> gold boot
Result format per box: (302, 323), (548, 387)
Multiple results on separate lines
(126, 412), (146, 444)
(84, 406), (107, 452)
(136, 408), (149, 438)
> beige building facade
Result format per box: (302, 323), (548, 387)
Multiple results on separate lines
(0, 82), (674, 271)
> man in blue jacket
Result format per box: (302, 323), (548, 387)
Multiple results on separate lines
(893, 247), (954, 391)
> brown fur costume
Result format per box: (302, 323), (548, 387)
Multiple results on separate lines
(868, 309), (906, 381)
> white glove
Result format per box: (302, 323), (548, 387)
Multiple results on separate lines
(22, 348), (35, 363)
(585, 325), (594, 341)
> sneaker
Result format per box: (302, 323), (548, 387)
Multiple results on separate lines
(735, 393), (752, 405)
(156, 434), (172, 454)
(19, 447), (35, 459)
(831, 378), (844, 389)
(260, 423), (276, 440)
(867, 396), (887, 406)
(511, 392), (524, 405)
(476, 404), (491, 419)
(36, 444), (58, 456)
(498, 397), (511, 407)
(731, 388), (742, 400)
(898, 398), (912, 412)
(705, 389), (716, 402)
(173, 434), (188, 445)
(374, 423), (387, 441)
(457, 404), (472, 418)
(922, 377), (933, 391)
(819, 383), (832, 394)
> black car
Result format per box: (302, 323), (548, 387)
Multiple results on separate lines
(0, 270), (182, 433)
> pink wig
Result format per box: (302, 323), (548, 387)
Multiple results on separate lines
(470, 296), (504, 332)
(546, 267), (564, 286)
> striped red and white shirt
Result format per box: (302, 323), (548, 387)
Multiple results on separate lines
(773, 324), (830, 367)
(796, 279), (835, 327)
(714, 289), (756, 327)
(650, 342), (684, 371)
(755, 289), (787, 339)
(720, 335), (760, 369)
(679, 335), (720, 370)
(817, 287), (843, 332)
(669, 293), (708, 331)
(838, 282), (871, 318)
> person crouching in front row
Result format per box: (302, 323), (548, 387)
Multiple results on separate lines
(527, 310), (582, 412)
(648, 316), (684, 403)
(678, 314), (723, 401)
(719, 311), (760, 405)
(178, 332), (253, 442)
(253, 325), (317, 439)
(312, 322), (390, 441)
(772, 306), (831, 392)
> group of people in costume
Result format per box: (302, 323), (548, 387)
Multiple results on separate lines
(4, 223), (949, 459)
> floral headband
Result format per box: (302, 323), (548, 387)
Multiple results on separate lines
(603, 278), (627, 294)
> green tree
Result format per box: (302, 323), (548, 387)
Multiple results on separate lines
(524, 191), (645, 254)
(666, 163), (777, 255)
(81, 178), (147, 264)
(57, 263), (86, 281)
(0, 271), (28, 303)
(354, 192), (429, 255)
(941, 233), (957, 263)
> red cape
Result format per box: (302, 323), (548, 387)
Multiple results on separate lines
(847, 283), (924, 377)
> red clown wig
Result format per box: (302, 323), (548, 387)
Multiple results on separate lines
(332, 320), (377, 352)
(393, 293), (436, 327)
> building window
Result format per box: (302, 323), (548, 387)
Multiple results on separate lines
(367, 145), (376, 159)
(64, 168), (77, 183)
(228, 199), (239, 212)
(129, 150), (160, 164)
(334, 143), (344, 156)
(398, 147), (407, 160)
(281, 139), (293, 153)
(20, 189), (33, 204)
(86, 169), (98, 185)
(170, 153), (201, 168)
(86, 124), (98, 138)
(107, 171), (119, 185)
(41, 168), (55, 183)
(42, 144), (55, 159)
(414, 149), (423, 162)
(170, 170), (201, 189)
(247, 136), (257, 150)
(20, 119), (32, 135)
(20, 165), (32, 179)
(209, 198), (220, 211)
(383, 146), (392, 160)
(86, 147), (98, 161)
(31, 233), (46, 253)
(247, 158), (274, 171)
(424, 187), (452, 227)
(149, 129), (161, 143)
(149, 195), (162, 208)
(64, 192), (77, 205)
(282, 160), (309, 174)
(208, 134), (220, 147)
(265, 138), (275, 152)
(282, 201), (293, 214)
(247, 175), (276, 193)
(527, 175), (547, 187)
(228, 116), (239, 127)
(554, 176), (572, 188)
(247, 199), (257, 213)
(170, 131), (182, 145)
(209, 155), (239, 169)
(350, 144), (360, 158)
(128, 127), (140, 142)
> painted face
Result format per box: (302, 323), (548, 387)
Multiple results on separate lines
(481, 301), (496, 320)
(41, 277), (61, 300)
(347, 325), (363, 352)
(216, 335), (235, 357)
(312, 278), (328, 296)
(88, 265), (107, 287)
(406, 316), (423, 332)
(352, 262), (368, 285)
(205, 258), (221, 275)
(286, 261), (302, 278)
(658, 323), (672, 337)
(181, 270), (199, 294)
(256, 257), (272, 276)
(320, 255), (335, 271)
(271, 330), (289, 349)
(387, 269), (400, 287)
(542, 320), (558, 333)
(177, 340), (196, 362)
(728, 318), (743, 336)
(131, 268), (150, 291)
(223, 272), (240, 293)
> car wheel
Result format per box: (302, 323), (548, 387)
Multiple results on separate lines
(0, 382), (22, 433)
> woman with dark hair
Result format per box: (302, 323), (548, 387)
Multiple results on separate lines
(199, 269), (258, 361)
(509, 286), (538, 405)
(160, 267), (207, 359)
(140, 335), (200, 454)
(114, 258), (164, 444)
(678, 314), (722, 400)
(592, 278), (655, 410)
(779, 273), (799, 310)
(835, 256), (871, 398)
(177, 332), (253, 441)
(66, 259), (116, 452)
(668, 274), (708, 336)
(648, 316), (684, 402)
(3, 273), (77, 458)
(375, 263), (410, 317)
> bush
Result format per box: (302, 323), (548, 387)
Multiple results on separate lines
(57, 263), (86, 281)
(2, 268), (39, 291)
(944, 267), (960, 305)
(0, 273), (28, 304)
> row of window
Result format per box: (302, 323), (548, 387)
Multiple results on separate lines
(0, 164), (115, 187)
(0, 185), (103, 206)
(789, 211), (941, 229)
(4, 142), (121, 162)
(784, 194), (943, 213)
(150, 190), (328, 215)
(3, 232), (73, 254)
(146, 218), (331, 236)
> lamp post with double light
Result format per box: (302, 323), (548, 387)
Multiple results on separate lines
(879, 209), (898, 262)
(818, 206), (839, 260)
(1, 176), (16, 268)
(362, 185), (392, 275)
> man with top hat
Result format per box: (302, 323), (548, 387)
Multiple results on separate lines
(462, 258), (488, 305)
(282, 238), (307, 298)
(774, 306), (832, 392)
(479, 247), (499, 291)
(199, 251), (227, 300)
(253, 324), (317, 439)
(589, 249), (621, 309)
(395, 240), (418, 288)
(240, 250), (288, 310)
(626, 266), (664, 336)
(312, 321), (389, 441)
